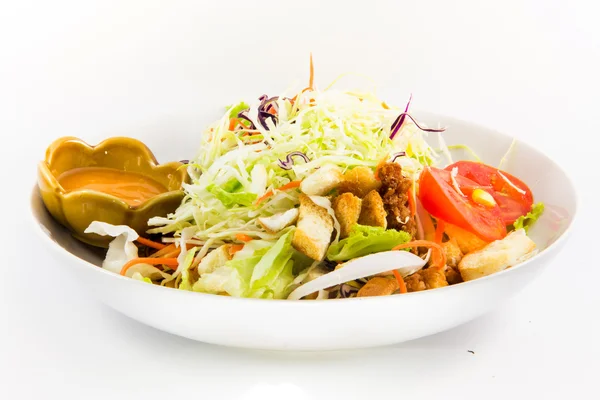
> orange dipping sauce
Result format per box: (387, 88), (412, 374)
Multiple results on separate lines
(58, 167), (168, 207)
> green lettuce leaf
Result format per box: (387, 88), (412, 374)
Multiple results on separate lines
(326, 224), (411, 261)
(250, 230), (294, 291)
(227, 101), (250, 118)
(192, 230), (297, 299)
(206, 184), (257, 207)
(512, 202), (545, 232)
(131, 272), (153, 284)
(178, 247), (199, 291)
(192, 263), (249, 297)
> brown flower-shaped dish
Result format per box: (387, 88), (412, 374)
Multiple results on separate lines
(37, 136), (188, 247)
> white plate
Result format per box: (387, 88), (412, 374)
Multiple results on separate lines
(30, 111), (577, 351)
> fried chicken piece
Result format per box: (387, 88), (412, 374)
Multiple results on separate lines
(441, 238), (464, 285)
(358, 190), (387, 229)
(332, 192), (362, 238)
(378, 162), (416, 237)
(444, 265), (463, 285)
(338, 166), (382, 198)
(357, 276), (399, 297)
(442, 238), (463, 268)
(405, 267), (449, 292)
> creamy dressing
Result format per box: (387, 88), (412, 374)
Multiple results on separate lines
(58, 167), (167, 206)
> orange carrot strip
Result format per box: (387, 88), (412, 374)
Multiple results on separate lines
(279, 180), (302, 191)
(407, 185), (416, 217)
(393, 270), (408, 294)
(236, 233), (253, 242)
(120, 258), (179, 276)
(149, 243), (177, 258)
(228, 118), (240, 131)
(434, 220), (446, 244)
(135, 237), (166, 250)
(150, 243), (197, 259)
(255, 180), (302, 204)
(229, 244), (244, 256)
(256, 190), (274, 204)
(163, 249), (182, 259)
(392, 240), (446, 270)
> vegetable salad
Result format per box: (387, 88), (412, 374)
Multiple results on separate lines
(86, 59), (544, 300)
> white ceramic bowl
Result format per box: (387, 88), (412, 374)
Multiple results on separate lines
(30, 111), (577, 351)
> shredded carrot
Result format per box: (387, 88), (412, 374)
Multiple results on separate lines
(309, 52), (314, 90)
(290, 87), (313, 105)
(255, 180), (301, 204)
(135, 237), (166, 250)
(393, 270), (408, 294)
(229, 244), (244, 256)
(392, 240), (446, 270)
(434, 220), (446, 243)
(228, 118), (241, 131)
(149, 243), (177, 258)
(163, 249), (183, 259)
(120, 258), (179, 276)
(235, 233), (253, 242)
(407, 184), (416, 217)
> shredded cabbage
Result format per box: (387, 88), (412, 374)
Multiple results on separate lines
(149, 89), (437, 247)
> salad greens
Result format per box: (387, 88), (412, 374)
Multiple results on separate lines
(512, 202), (545, 232)
(193, 230), (297, 298)
(80, 63), (545, 300)
(147, 89), (437, 251)
(327, 225), (411, 261)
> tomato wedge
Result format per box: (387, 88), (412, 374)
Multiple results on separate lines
(445, 161), (533, 225)
(418, 167), (507, 242)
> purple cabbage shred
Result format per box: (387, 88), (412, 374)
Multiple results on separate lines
(277, 151), (310, 170)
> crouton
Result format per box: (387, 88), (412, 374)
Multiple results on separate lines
(258, 208), (299, 233)
(338, 166), (382, 198)
(300, 164), (343, 196)
(459, 229), (537, 281)
(405, 267), (449, 292)
(197, 245), (232, 275)
(444, 223), (489, 254)
(357, 276), (399, 297)
(332, 192), (362, 238)
(358, 190), (387, 229)
(292, 194), (334, 260)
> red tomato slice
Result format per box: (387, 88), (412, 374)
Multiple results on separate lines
(418, 167), (507, 242)
(445, 161), (533, 225)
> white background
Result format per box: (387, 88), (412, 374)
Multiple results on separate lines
(2, 1), (599, 399)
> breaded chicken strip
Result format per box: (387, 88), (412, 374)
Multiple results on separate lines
(378, 162), (416, 238)
(405, 267), (448, 292)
